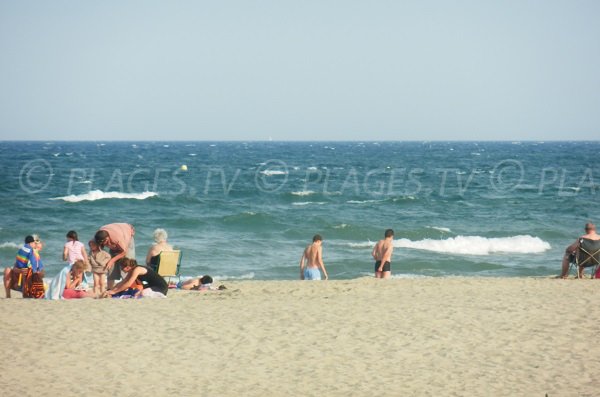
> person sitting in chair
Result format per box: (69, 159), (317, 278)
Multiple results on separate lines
(3, 235), (45, 298)
(559, 222), (600, 278)
(145, 228), (173, 271)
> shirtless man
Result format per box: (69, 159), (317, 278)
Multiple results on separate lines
(559, 222), (600, 278)
(300, 234), (328, 280)
(372, 229), (394, 279)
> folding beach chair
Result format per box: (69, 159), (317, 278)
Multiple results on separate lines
(570, 238), (600, 279)
(155, 250), (182, 283)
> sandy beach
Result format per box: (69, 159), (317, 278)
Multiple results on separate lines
(1, 277), (598, 396)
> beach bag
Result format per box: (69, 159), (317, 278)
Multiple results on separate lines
(22, 269), (45, 299)
(595, 266), (600, 279)
(10, 268), (27, 291)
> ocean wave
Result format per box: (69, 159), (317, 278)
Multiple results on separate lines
(427, 226), (452, 233)
(395, 235), (551, 255)
(212, 272), (255, 281)
(292, 202), (326, 206)
(52, 190), (158, 203)
(260, 170), (288, 176)
(347, 241), (374, 248)
(333, 224), (350, 229)
(346, 199), (384, 204)
(291, 190), (316, 196)
(0, 242), (20, 250)
(344, 235), (551, 255)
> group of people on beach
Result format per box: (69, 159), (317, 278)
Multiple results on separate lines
(3, 222), (598, 299)
(299, 223), (600, 281)
(2, 223), (222, 299)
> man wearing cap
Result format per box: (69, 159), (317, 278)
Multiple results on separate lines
(3, 235), (45, 298)
(559, 222), (600, 278)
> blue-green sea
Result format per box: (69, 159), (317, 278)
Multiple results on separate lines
(1, 141), (598, 280)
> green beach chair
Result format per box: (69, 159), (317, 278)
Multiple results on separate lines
(570, 238), (600, 279)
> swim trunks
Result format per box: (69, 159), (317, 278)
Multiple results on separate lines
(303, 267), (321, 280)
(374, 261), (391, 272)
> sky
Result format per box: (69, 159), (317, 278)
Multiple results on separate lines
(0, 0), (599, 141)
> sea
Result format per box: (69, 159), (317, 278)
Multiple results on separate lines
(1, 141), (599, 281)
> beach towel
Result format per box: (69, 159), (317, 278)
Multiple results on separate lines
(141, 288), (167, 298)
(22, 269), (45, 299)
(45, 265), (71, 300)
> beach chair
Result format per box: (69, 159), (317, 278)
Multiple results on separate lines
(155, 250), (182, 283)
(570, 238), (600, 279)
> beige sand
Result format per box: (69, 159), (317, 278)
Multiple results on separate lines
(1, 277), (598, 396)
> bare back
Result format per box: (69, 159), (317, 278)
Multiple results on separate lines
(303, 243), (321, 268)
(372, 238), (393, 263)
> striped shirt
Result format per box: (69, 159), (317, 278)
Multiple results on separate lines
(15, 244), (44, 272)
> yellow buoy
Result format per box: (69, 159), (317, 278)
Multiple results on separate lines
(180, 165), (188, 171)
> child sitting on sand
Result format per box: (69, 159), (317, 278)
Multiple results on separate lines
(88, 239), (111, 296)
(63, 260), (94, 299)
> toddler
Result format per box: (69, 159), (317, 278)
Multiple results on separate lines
(88, 239), (111, 295)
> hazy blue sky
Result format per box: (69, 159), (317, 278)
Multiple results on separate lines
(1, 0), (598, 141)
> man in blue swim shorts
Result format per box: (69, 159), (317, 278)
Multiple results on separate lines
(299, 234), (328, 280)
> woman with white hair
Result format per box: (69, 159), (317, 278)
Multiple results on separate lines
(145, 228), (173, 271)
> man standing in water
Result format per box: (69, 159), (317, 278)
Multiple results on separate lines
(372, 229), (394, 279)
(300, 234), (328, 280)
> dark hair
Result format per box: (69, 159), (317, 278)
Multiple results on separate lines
(25, 235), (35, 244)
(585, 223), (596, 231)
(94, 230), (109, 246)
(313, 234), (322, 242)
(118, 257), (138, 270)
(66, 230), (79, 241)
(200, 275), (213, 285)
(384, 229), (394, 238)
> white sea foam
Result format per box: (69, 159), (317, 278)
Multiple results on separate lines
(345, 235), (551, 255)
(213, 272), (255, 281)
(260, 170), (288, 176)
(395, 235), (551, 255)
(0, 242), (20, 250)
(346, 199), (384, 204)
(291, 190), (316, 196)
(427, 226), (452, 233)
(292, 201), (326, 206)
(347, 241), (374, 248)
(333, 224), (349, 229)
(53, 190), (158, 203)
